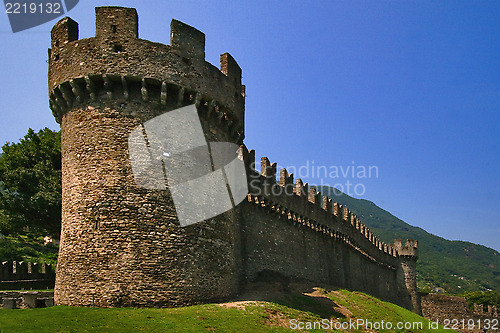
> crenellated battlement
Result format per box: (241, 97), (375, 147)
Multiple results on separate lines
(170, 19), (205, 60)
(50, 17), (78, 49)
(0, 261), (56, 290)
(394, 239), (419, 259)
(239, 147), (420, 311)
(95, 7), (138, 41)
(48, 6), (245, 137)
(241, 146), (418, 269)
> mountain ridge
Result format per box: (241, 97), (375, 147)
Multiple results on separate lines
(314, 185), (500, 294)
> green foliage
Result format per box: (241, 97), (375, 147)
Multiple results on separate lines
(0, 128), (61, 237)
(0, 234), (58, 264)
(463, 290), (500, 311)
(316, 186), (500, 294)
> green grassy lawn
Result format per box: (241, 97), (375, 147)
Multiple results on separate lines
(0, 289), (452, 332)
(0, 303), (304, 333)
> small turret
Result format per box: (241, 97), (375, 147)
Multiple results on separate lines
(394, 239), (418, 257)
(394, 239), (421, 314)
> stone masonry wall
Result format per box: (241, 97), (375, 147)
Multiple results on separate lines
(421, 293), (499, 333)
(238, 149), (415, 309)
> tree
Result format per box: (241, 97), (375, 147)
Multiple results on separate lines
(0, 128), (61, 236)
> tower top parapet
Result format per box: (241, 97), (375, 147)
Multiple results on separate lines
(394, 239), (419, 258)
(94, 6), (138, 41)
(48, 6), (244, 137)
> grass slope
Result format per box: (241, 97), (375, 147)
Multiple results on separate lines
(0, 288), (450, 333)
(315, 185), (500, 293)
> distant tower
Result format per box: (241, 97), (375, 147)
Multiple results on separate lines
(394, 239), (421, 314)
(49, 7), (245, 307)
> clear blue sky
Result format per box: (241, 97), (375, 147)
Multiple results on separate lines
(1, 1), (499, 251)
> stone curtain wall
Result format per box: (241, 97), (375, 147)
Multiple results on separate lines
(49, 6), (419, 311)
(0, 261), (55, 290)
(421, 293), (498, 332)
(239, 149), (417, 310)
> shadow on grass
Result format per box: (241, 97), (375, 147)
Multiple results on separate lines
(236, 269), (345, 319)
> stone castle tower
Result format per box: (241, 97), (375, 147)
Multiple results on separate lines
(49, 6), (245, 307)
(49, 6), (420, 312)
